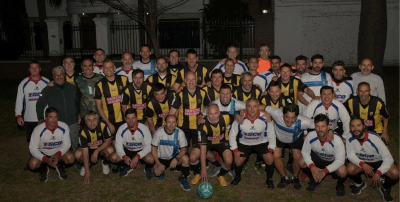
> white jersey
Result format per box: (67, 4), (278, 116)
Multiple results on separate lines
(346, 131), (394, 175)
(264, 70), (279, 82)
(151, 127), (187, 160)
(351, 72), (386, 103)
(229, 112), (276, 151)
(115, 66), (134, 83)
(133, 60), (157, 80)
(15, 76), (49, 122)
(300, 71), (333, 114)
(115, 122), (152, 159)
(302, 131), (345, 173)
(265, 106), (314, 143)
(253, 72), (269, 93)
(93, 63), (105, 76)
(203, 98), (245, 115)
(212, 60), (247, 75)
(304, 99), (350, 134)
(29, 121), (71, 161)
(332, 77), (354, 103)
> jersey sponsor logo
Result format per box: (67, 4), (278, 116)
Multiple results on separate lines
(184, 108), (200, 116)
(126, 142), (142, 148)
(34, 86), (39, 90)
(243, 132), (262, 139)
(43, 141), (62, 149)
(50, 136), (56, 140)
(329, 119), (336, 124)
(364, 120), (373, 126)
(106, 95), (122, 104)
(250, 126), (256, 130)
(88, 140), (103, 147)
(28, 92), (40, 101)
(356, 153), (375, 160)
(336, 95), (346, 99)
(158, 112), (168, 118)
(315, 151), (334, 161)
(207, 134), (224, 141)
(131, 103), (147, 109)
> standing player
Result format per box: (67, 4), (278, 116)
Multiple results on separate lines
(146, 57), (180, 91)
(121, 69), (153, 124)
(300, 114), (347, 195)
(347, 117), (398, 202)
(222, 59), (241, 87)
(265, 55), (281, 80)
(294, 55), (308, 79)
(233, 72), (262, 102)
(203, 69), (223, 102)
(257, 44), (271, 73)
(151, 115), (191, 191)
(93, 48), (106, 75)
(109, 108), (154, 178)
(229, 98), (276, 187)
(74, 111), (114, 184)
(115, 52), (134, 83)
(259, 81), (289, 108)
(28, 107), (74, 182)
(212, 45), (247, 75)
(210, 84), (246, 115)
(133, 44), (157, 80)
(247, 56), (269, 93)
(62, 57), (80, 85)
(331, 60), (354, 103)
(177, 49), (210, 88)
(167, 50), (184, 76)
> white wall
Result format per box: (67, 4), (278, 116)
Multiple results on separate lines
(275, 0), (399, 66)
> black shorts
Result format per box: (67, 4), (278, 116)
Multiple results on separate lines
(25, 122), (38, 142)
(193, 142), (230, 156)
(366, 161), (383, 173)
(238, 142), (269, 158)
(158, 154), (181, 168)
(112, 121), (125, 140)
(310, 152), (334, 169)
(123, 147), (141, 159)
(180, 128), (198, 146)
(276, 133), (304, 150)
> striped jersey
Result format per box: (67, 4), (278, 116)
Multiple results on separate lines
(145, 91), (175, 129)
(133, 60), (157, 80)
(79, 121), (111, 150)
(115, 122), (152, 159)
(198, 112), (232, 145)
(146, 73), (177, 90)
(121, 83), (153, 121)
(151, 127), (187, 160)
(233, 85), (262, 102)
(15, 76), (49, 122)
(177, 64), (210, 86)
(65, 71), (80, 86)
(223, 74), (241, 87)
(212, 60), (247, 75)
(115, 66), (134, 83)
(332, 77), (354, 103)
(202, 85), (220, 102)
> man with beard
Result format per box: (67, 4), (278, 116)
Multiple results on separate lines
(133, 44), (157, 80)
(331, 60), (354, 103)
(300, 114), (346, 195)
(259, 81), (289, 109)
(62, 57), (80, 85)
(212, 45), (247, 75)
(221, 59), (241, 87)
(115, 52), (134, 83)
(93, 48), (106, 75)
(167, 50), (184, 76)
(347, 117), (398, 202)
(264, 55), (282, 81)
(258, 44), (271, 73)
(177, 49), (210, 88)
(146, 57), (180, 91)
(233, 72), (262, 102)
(203, 69), (223, 102)
(294, 55), (308, 79)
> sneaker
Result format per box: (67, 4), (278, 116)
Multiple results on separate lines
(39, 166), (49, 182)
(277, 176), (290, 188)
(266, 179), (274, 190)
(254, 162), (265, 174)
(180, 177), (191, 191)
(119, 166), (133, 177)
(75, 162), (82, 171)
(293, 177), (301, 190)
(209, 166), (221, 177)
(350, 181), (367, 195)
(336, 185), (345, 196)
(102, 160), (110, 174)
(80, 167), (86, 176)
(218, 176), (227, 186)
(228, 169), (235, 178)
(306, 181), (320, 192)
(191, 174), (201, 185)
(157, 173), (165, 181)
(230, 176), (241, 186)
(379, 186), (393, 202)
(144, 167), (153, 180)
(300, 172), (309, 181)
(56, 164), (68, 180)
(286, 164), (293, 174)
(242, 162), (247, 174)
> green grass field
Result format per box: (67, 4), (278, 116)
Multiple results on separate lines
(0, 67), (398, 202)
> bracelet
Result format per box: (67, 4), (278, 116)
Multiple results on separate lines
(175, 157), (180, 161)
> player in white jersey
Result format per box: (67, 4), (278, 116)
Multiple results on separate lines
(346, 117), (398, 201)
(28, 107), (74, 182)
(133, 44), (157, 80)
(151, 115), (191, 191)
(264, 104), (314, 189)
(204, 84), (245, 115)
(299, 114), (347, 195)
(109, 108), (155, 178)
(304, 86), (351, 136)
(93, 48), (106, 75)
(229, 98), (276, 188)
(263, 55), (281, 81)
(212, 45), (247, 75)
(331, 60), (354, 103)
(247, 57), (269, 93)
(351, 58), (386, 103)
(115, 52), (134, 83)
(15, 61), (49, 144)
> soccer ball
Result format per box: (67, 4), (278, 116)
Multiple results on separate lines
(197, 182), (213, 199)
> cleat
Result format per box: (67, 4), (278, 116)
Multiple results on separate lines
(208, 166), (221, 177)
(254, 162), (265, 174)
(379, 186), (393, 202)
(292, 177), (301, 190)
(180, 177), (191, 191)
(306, 181), (320, 192)
(277, 176), (290, 188)
(218, 176), (227, 186)
(119, 166), (133, 177)
(56, 164), (67, 180)
(80, 167), (86, 176)
(191, 174), (201, 185)
(157, 173), (165, 181)
(266, 179), (274, 190)
(39, 165), (49, 182)
(351, 181), (367, 195)
(102, 160), (110, 175)
(230, 176), (241, 186)
(336, 185), (345, 196)
(144, 167), (153, 180)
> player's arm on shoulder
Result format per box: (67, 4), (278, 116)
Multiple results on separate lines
(229, 121), (239, 151)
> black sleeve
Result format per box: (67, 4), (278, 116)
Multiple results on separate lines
(145, 102), (154, 118)
(93, 83), (102, 100)
(379, 100), (390, 119)
(198, 125), (208, 145)
(79, 129), (88, 148)
(297, 79), (308, 92)
(171, 93), (182, 109)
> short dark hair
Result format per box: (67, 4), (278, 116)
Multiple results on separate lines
(85, 110), (99, 120)
(260, 44), (270, 49)
(350, 116), (365, 126)
(314, 114), (329, 125)
(227, 45), (238, 52)
(320, 86), (334, 94)
(224, 58), (235, 66)
(283, 104), (299, 116)
(103, 58), (115, 66)
(132, 69), (144, 77)
(220, 84), (232, 92)
(153, 83), (166, 92)
(246, 97), (259, 105)
(267, 80), (281, 91)
(211, 69), (223, 78)
(295, 55), (308, 62)
(332, 60), (345, 68)
(45, 107), (59, 117)
(140, 44), (151, 51)
(81, 58), (94, 66)
(280, 63), (293, 71)
(94, 48), (105, 54)
(186, 49), (197, 57)
(311, 54), (324, 62)
(270, 55), (281, 62)
(156, 56), (167, 63)
(357, 81), (370, 89)
(29, 60), (40, 68)
(169, 49), (180, 58)
(125, 108), (137, 118)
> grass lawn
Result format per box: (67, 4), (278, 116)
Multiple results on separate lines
(0, 66), (398, 202)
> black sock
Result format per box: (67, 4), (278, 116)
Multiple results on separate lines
(190, 161), (201, 174)
(256, 154), (263, 164)
(235, 165), (243, 178)
(337, 177), (346, 187)
(302, 168), (313, 180)
(145, 163), (154, 168)
(219, 166), (230, 177)
(349, 173), (363, 184)
(211, 160), (221, 167)
(181, 166), (189, 178)
(102, 159), (109, 165)
(383, 175), (399, 189)
(287, 149), (293, 165)
(265, 164), (274, 179)
(118, 160), (125, 167)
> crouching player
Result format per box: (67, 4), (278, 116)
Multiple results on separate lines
(29, 107), (74, 182)
(74, 111), (114, 184)
(151, 115), (191, 191)
(347, 117), (399, 202)
(190, 104), (233, 186)
(229, 98), (276, 188)
(299, 114), (347, 195)
(109, 108), (155, 178)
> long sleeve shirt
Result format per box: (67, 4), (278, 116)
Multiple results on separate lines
(115, 122), (152, 159)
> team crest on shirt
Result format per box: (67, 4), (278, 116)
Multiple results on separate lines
(222, 127), (225, 131)
(34, 86), (39, 90)
(290, 89), (293, 93)
(166, 83), (170, 87)
(143, 95), (147, 100)
(119, 86), (123, 90)
(132, 136), (135, 141)
(250, 126), (255, 130)
(198, 99), (201, 104)
(98, 133), (102, 137)
(361, 148), (365, 152)
(361, 111), (366, 115)
(370, 112), (374, 116)
(321, 148), (325, 152)
(51, 136), (56, 140)
(198, 77), (202, 81)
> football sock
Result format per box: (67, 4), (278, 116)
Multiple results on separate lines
(190, 160), (201, 174)
(349, 173), (363, 184)
(383, 175), (399, 189)
(265, 164), (274, 179)
(219, 166), (230, 177)
(181, 166), (190, 178)
(211, 160), (221, 167)
(235, 165), (243, 178)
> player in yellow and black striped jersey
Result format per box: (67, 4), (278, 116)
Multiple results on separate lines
(145, 83), (175, 134)
(202, 69), (223, 102)
(259, 81), (289, 108)
(233, 71), (262, 102)
(344, 82), (390, 145)
(146, 57), (180, 91)
(62, 56), (81, 86)
(167, 50), (184, 76)
(222, 58), (241, 87)
(175, 49), (210, 87)
(121, 69), (153, 124)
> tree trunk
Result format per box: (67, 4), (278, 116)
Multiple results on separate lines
(148, 0), (161, 58)
(358, 0), (387, 76)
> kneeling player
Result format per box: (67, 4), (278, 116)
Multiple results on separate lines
(347, 117), (399, 202)
(109, 108), (155, 178)
(151, 115), (191, 191)
(74, 111), (114, 184)
(299, 114), (346, 195)
(229, 98), (276, 188)
(190, 104), (233, 186)
(29, 107), (75, 182)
